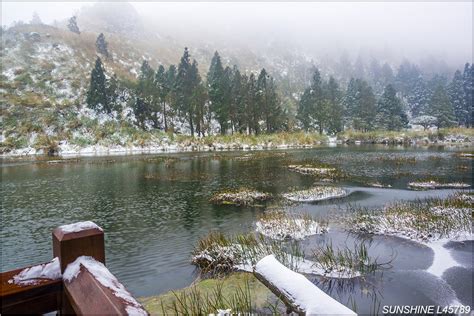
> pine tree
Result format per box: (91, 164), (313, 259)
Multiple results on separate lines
(257, 69), (269, 132)
(67, 16), (80, 34)
(297, 69), (325, 133)
(247, 74), (259, 134)
(136, 60), (156, 128)
(166, 65), (178, 130)
(463, 63), (473, 127)
(429, 85), (456, 129)
(96, 33), (109, 58)
(448, 70), (467, 126)
(133, 97), (151, 129)
(343, 78), (358, 129)
(176, 48), (200, 136)
(408, 76), (430, 117)
(154, 65), (168, 131)
(353, 80), (377, 132)
(325, 77), (344, 134)
(376, 84), (407, 131)
(207, 51), (227, 134)
(230, 67), (244, 133)
(86, 57), (109, 113)
(106, 73), (119, 113)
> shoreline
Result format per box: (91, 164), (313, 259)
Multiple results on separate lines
(0, 138), (474, 160)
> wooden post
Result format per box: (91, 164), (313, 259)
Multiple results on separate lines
(52, 224), (105, 273)
(52, 222), (105, 315)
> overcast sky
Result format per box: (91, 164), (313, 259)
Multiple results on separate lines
(2, 1), (472, 65)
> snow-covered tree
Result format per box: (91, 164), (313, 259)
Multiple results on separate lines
(96, 33), (109, 58)
(86, 57), (109, 113)
(67, 16), (80, 34)
(376, 84), (408, 131)
(463, 63), (473, 127)
(410, 115), (437, 130)
(429, 85), (456, 129)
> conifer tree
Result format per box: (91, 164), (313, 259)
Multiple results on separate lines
(86, 57), (109, 113)
(133, 97), (151, 129)
(463, 63), (473, 127)
(230, 67), (244, 133)
(448, 70), (467, 126)
(207, 51), (227, 134)
(106, 73), (119, 112)
(96, 33), (109, 58)
(68, 16), (80, 34)
(136, 60), (156, 128)
(247, 74), (259, 134)
(429, 85), (456, 129)
(176, 48), (200, 136)
(353, 80), (377, 132)
(166, 65), (178, 130)
(325, 77), (344, 134)
(297, 69), (324, 132)
(376, 84), (407, 130)
(154, 65), (168, 130)
(343, 78), (358, 129)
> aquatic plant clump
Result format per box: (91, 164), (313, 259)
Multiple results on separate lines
(349, 195), (472, 243)
(191, 232), (304, 276)
(209, 189), (272, 206)
(312, 242), (388, 278)
(288, 164), (337, 176)
(283, 186), (348, 202)
(408, 181), (470, 190)
(255, 210), (328, 240)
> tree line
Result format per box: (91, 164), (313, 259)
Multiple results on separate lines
(87, 44), (473, 135)
(87, 48), (284, 136)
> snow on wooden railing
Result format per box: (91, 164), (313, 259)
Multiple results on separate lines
(254, 255), (357, 316)
(1, 221), (148, 315)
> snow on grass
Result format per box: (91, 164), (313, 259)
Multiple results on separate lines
(209, 189), (272, 206)
(63, 256), (147, 314)
(255, 210), (328, 240)
(255, 255), (356, 315)
(408, 181), (470, 190)
(348, 195), (473, 278)
(8, 257), (61, 286)
(367, 181), (392, 188)
(59, 221), (103, 233)
(191, 231), (371, 279)
(288, 164), (336, 175)
(191, 232), (305, 276)
(283, 186), (347, 202)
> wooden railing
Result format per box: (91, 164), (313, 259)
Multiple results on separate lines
(0, 222), (148, 315)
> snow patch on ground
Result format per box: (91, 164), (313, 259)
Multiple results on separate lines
(408, 181), (470, 190)
(256, 216), (327, 240)
(283, 186), (348, 202)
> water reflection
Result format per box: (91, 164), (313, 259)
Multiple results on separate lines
(1, 145), (472, 302)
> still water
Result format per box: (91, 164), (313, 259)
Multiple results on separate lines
(1, 145), (472, 313)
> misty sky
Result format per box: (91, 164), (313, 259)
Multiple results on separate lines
(2, 1), (472, 65)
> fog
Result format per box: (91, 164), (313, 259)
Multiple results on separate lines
(2, 1), (472, 66)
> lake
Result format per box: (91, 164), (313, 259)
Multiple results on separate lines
(1, 144), (472, 313)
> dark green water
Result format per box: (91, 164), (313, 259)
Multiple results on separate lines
(1, 145), (472, 313)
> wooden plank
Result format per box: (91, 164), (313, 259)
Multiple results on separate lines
(64, 262), (148, 315)
(0, 265), (61, 315)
